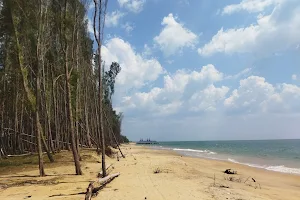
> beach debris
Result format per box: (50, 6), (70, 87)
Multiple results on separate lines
(224, 169), (237, 174)
(212, 173), (230, 188)
(24, 195), (32, 199)
(131, 154), (137, 160)
(153, 167), (162, 174)
(225, 176), (242, 183)
(214, 174), (216, 186)
(85, 172), (120, 200)
(244, 177), (261, 189)
(220, 185), (230, 188)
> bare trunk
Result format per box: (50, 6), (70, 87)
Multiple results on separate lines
(99, 46), (106, 178)
(64, 0), (82, 175)
(36, 38), (46, 177)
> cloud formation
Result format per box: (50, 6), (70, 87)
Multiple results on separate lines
(105, 11), (125, 27)
(225, 76), (300, 113)
(154, 13), (198, 56)
(122, 22), (134, 34)
(102, 37), (164, 91)
(222, 0), (280, 15)
(116, 64), (226, 116)
(118, 0), (146, 13)
(199, 0), (300, 56)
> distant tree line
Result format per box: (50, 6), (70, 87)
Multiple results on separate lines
(0, 0), (126, 176)
(120, 135), (130, 143)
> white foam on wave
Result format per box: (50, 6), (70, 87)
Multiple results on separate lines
(266, 166), (300, 174)
(173, 148), (217, 155)
(228, 158), (300, 175)
(158, 147), (172, 150)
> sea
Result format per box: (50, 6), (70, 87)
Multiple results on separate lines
(152, 139), (300, 175)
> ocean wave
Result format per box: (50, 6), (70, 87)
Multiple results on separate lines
(155, 146), (172, 150)
(173, 148), (217, 155)
(266, 166), (300, 174)
(228, 158), (300, 175)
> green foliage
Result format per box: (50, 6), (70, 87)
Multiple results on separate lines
(103, 62), (121, 103)
(120, 135), (130, 143)
(0, 0), (125, 158)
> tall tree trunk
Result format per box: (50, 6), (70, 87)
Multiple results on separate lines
(84, 91), (92, 147)
(42, 61), (55, 154)
(64, 59), (82, 175)
(64, 0), (82, 175)
(93, 0), (107, 178)
(35, 65), (46, 177)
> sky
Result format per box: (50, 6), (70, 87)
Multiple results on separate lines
(87, 0), (300, 141)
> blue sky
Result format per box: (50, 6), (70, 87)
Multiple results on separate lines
(88, 0), (300, 141)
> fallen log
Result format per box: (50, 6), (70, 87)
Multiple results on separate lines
(85, 172), (120, 200)
(7, 152), (35, 157)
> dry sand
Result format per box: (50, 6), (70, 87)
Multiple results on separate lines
(0, 144), (300, 200)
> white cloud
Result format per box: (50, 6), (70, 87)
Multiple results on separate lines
(122, 22), (134, 34)
(162, 64), (223, 94)
(222, 0), (280, 15)
(102, 37), (163, 90)
(225, 68), (252, 80)
(142, 44), (152, 57)
(224, 76), (275, 112)
(199, 0), (300, 56)
(117, 64), (225, 115)
(189, 85), (229, 112)
(292, 74), (297, 80)
(224, 76), (300, 113)
(118, 0), (146, 13)
(154, 13), (198, 56)
(120, 89), (183, 116)
(274, 84), (300, 112)
(105, 11), (125, 27)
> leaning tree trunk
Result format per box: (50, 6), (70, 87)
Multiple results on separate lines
(93, 0), (107, 178)
(10, 1), (54, 172)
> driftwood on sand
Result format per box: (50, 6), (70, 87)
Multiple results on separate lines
(49, 164), (119, 199)
(85, 172), (120, 200)
(224, 169), (237, 174)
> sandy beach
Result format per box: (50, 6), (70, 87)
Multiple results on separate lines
(0, 144), (300, 200)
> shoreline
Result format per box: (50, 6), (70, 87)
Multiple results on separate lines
(149, 144), (300, 176)
(0, 144), (300, 200)
(149, 145), (300, 177)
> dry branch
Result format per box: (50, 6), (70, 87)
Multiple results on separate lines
(97, 163), (113, 178)
(85, 172), (120, 200)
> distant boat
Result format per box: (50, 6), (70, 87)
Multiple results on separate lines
(136, 138), (159, 145)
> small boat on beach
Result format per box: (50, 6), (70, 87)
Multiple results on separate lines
(136, 138), (159, 145)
